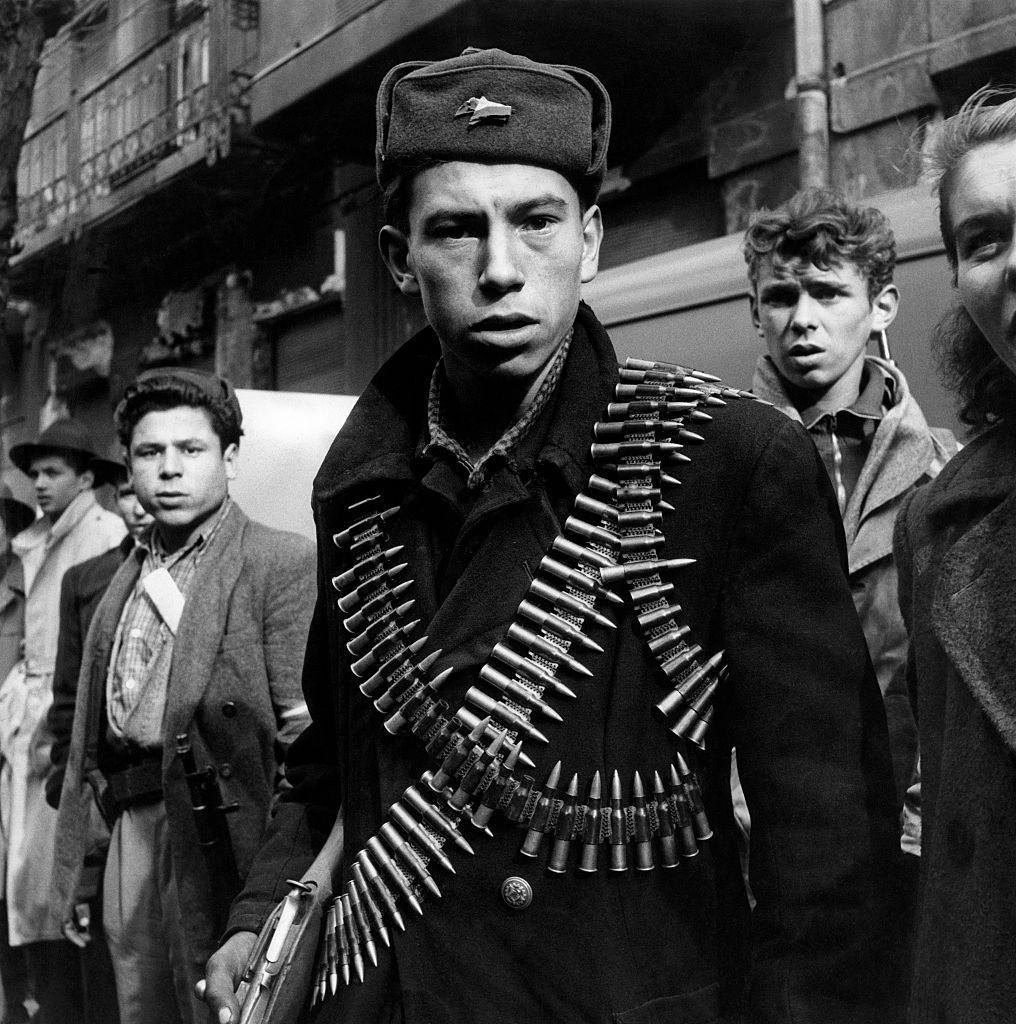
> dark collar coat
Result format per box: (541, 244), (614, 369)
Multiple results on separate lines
(231, 305), (903, 1024)
(895, 423), (1016, 1024)
(45, 536), (133, 808)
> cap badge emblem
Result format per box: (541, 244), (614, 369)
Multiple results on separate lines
(454, 95), (513, 128)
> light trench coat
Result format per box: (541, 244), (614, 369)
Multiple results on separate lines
(0, 490), (124, 944)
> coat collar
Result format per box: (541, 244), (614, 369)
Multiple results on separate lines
(313, 302), (618, 508)
(926, 426), (1016, 752)
(753, 354), (940, 551)
(162, 501), (248, 752)
(82, 502), (250, 762)
(11, 489), (99, 558)
(843, 359), (938, 550)
(921, 422), (1014, 524)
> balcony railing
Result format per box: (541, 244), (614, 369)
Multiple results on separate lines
(80, 11), (209, 198)
(15, 0), (257, 252)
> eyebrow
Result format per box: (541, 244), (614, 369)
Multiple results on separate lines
(758, 280), (800, 296)
(512, 194), (569, 215)
(421, 193), (570, 224)
(133, 437), (207, 450)
(953, 210), (1006, 235)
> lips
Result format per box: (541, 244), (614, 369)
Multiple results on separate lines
(787, 342), (822, 357)
(470, 314), (538, 331)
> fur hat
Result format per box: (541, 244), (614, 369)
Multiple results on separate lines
(376, 47), (611, 206)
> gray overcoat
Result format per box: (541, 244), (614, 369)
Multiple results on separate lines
(51, 501), (315, 976)
(895, 423), (1016, 1023)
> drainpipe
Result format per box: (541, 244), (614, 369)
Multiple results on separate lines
(794, 0), (829, 188)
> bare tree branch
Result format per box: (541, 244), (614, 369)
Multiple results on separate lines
(0, 0), (76, 308)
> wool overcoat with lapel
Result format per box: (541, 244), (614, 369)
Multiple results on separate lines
(51, 501), (316, 976)
(230, 305), (904, 1024)
(45, 537), (132, 807)
(0, 555), (24, 709)
(895, 423), (1016, 1023)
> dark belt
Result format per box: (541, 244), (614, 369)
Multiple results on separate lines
(106, 756), (163, 810)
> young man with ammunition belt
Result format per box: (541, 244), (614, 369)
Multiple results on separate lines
(203, 48), (905, 1024)
(50, 369), (315, 1024)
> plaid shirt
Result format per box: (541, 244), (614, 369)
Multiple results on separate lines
(424, 329), (573, 490)
(106, 498), (232, 750)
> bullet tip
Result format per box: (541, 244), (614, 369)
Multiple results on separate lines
(528, 725), (550, 745)
(589, 770), (602, 800)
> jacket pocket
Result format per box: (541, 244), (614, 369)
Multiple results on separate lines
(219, 629), (259, 653)
(613, 982), (723, 1024)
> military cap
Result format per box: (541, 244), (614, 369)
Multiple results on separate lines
(10, 417), (118, 485)
(119, 367), (243, 430)
(376, 47), (611, 205)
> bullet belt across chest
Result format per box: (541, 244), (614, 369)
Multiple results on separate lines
(305, 357), (759, 1005)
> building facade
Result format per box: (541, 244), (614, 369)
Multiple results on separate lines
(3, 0), (1014, 501)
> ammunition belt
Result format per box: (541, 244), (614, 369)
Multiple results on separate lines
(308, 356), (759, 1004)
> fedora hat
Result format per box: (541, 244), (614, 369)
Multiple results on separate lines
(9, 417), (116, 485)
(92, 442), (128, 487)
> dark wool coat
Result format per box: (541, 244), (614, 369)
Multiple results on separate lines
(895, 423), (1016, 1024)
(45, 536), (133, 808)
(231, 304), (904, 1024)
(51, 503), (315, 979)
(0, 554), (24, 701)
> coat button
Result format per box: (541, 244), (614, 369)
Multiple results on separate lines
(219, 763), (234, 780)
(222, 702), (237, 718)
(500, 876), (533, 910)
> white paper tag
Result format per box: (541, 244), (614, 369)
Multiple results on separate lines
(142, 567), (185, 635)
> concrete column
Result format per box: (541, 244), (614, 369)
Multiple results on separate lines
(794, 0), (829, 188)
(215, 269), (258, 387)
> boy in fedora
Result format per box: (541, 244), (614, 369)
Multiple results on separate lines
(0, 488), (34, 1024)
(0, 418), (125, 1023)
